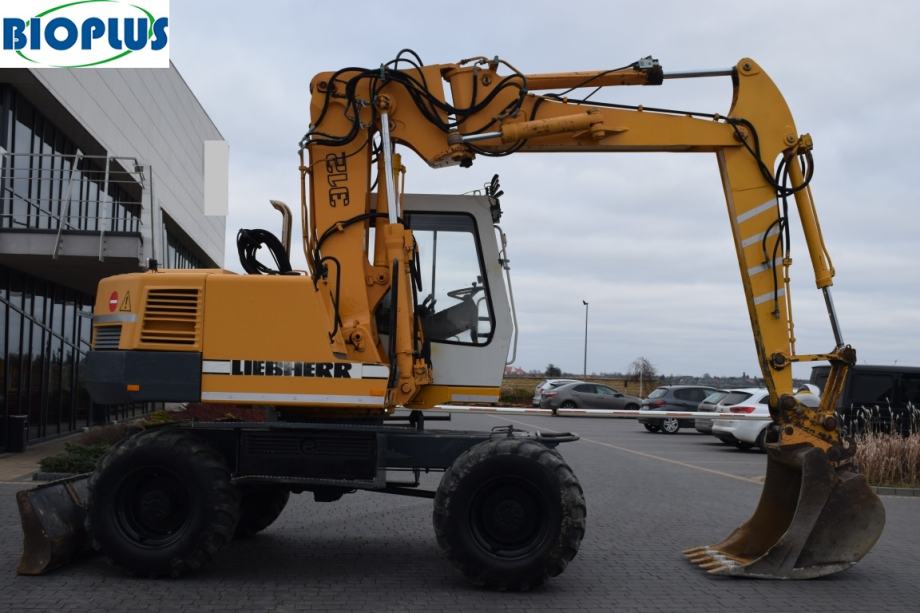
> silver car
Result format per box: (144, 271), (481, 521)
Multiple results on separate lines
(532, 379), (582, 406)
(694, 390), (730, 434)
(540, 382), (641, 414)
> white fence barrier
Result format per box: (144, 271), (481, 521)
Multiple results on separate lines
(430, 405), (771, 420)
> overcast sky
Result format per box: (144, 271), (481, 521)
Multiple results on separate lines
(169, 0), (919, 378)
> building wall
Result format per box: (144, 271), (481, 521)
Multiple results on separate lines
(27, 64), (225, 266)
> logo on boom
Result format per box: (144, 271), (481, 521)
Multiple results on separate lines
(0, 0), (169, 68)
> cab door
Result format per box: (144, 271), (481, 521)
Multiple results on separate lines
(401, 194), (513, 406)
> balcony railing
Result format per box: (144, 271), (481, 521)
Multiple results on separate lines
(0, 152), (149, 261)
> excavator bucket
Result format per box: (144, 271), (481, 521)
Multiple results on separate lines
(685, 444), (885, 579)
(16, 474), (92, 575)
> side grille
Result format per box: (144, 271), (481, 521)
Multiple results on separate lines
(93, 325), (122, 350)
(140, 288), (201, 346)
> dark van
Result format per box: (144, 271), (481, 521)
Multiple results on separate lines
(810, 364), (920, 436)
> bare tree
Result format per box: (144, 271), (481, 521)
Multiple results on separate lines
(628, 357), (657, 397)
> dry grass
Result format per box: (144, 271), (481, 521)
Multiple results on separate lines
(853, 432), (920, 488)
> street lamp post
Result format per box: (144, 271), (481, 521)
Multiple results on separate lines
(582, 300), (589, 378)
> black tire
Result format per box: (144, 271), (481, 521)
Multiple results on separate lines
(86, 428), (240, 578)
(660, 417), (680, 434)
(734, 440), (754, 451)
(560, 401), (577, 409)
(643, 423), (661, 433)
(625, 404), (639, 411)
(755, 428), (767, 451)
(433, 439), (586, 591)
(235, 485), (290, 539)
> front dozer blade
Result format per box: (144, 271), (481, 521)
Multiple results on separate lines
(16, 474), (92, 575)
(685, 444), (885, 579)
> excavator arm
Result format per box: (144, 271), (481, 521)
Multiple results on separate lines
(301, 52), (884, 579)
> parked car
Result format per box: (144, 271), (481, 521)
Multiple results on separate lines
(710, 388), (771, 450)
(540, 382), (641, 414)
(638, 385), (721, 433)
(693, 390), (730, 434)
(811, 364), (920, 436)
(532, 378), (582, 407)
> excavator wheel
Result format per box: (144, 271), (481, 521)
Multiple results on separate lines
(86, 428), (240, 578)
(234, 485), (291, 539)
(433, 438), (586, 590)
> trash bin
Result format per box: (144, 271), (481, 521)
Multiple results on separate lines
(6, 415), (29, 453)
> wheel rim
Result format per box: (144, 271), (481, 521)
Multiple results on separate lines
(469, 476), (550, 559)
(114, 466), (192, 548)
(662, 418), (679, 433)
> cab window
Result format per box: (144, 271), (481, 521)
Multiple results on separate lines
(407, 212), (494, 345)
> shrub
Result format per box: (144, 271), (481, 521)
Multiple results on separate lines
(499, 387), (532, 405)
(39, 442), (112, 474)
(853, 432), (920, 488)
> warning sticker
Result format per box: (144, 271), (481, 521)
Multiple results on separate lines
(119, 292), (132, 312)
(108, 291), (119, 312)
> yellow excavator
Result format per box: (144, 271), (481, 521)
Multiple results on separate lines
(17, 51), (884, 588)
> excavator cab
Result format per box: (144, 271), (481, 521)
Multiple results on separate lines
(397, 193), (515, 406)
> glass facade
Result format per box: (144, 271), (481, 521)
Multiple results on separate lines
(0, 265), (92, 443)
(163, 216), (208, 269)
(0, 85), (142, 233)
(0, 84), (170, 451)
(0, 265), (154, 449)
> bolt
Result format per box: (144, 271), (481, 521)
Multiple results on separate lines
(482, 74), (492, 86)
(742, 62), (752, 72)
(784, 426), (795, 436)
(822, 416), (838, 432)
(317, 81), (328, 92)
(785, 134), (797, 146)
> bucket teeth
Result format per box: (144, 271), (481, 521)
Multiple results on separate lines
(684, 547), (740, 575)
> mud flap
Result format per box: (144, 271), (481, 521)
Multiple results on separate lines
(16, 474), (92, 575)
(685, 445), (886, 579)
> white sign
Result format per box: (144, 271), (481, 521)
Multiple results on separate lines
(0, 0), (169, 68)
(203, 140), (229, 217)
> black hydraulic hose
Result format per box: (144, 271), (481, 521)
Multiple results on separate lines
(236, 229), (293, 275)
(386, 259), (399, 391)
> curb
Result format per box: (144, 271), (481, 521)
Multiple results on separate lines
(871, 486), (920, 497)
(32, 472), (77, 482)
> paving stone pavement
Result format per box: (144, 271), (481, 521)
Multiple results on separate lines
(1, 413), (917, 612)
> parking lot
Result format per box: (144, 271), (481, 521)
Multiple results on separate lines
(1, 413), (917, 613)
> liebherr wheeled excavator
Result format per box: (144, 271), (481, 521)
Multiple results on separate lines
(17, 51), (884, 588)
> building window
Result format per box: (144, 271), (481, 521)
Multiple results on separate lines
(0, 85), (142, 233)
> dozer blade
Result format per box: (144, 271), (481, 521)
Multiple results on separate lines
(16, 474), (92, 575)
(684, 444), (885, 579)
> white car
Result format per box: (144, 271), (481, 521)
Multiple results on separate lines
(710, 388), (771, 450)
(532, 379), (582, 407)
